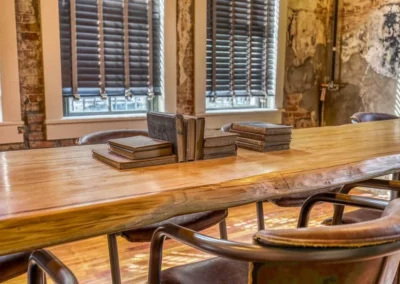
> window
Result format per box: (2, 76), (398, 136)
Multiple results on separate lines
(59, 0), (163, 117)
(206, 0), (279, 110)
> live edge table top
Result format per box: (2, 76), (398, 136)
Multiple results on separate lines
(1, 120), (400, 255)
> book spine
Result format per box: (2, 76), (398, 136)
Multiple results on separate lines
(203, 150), (237, 160)
(175, 114), (186, 162)
(122, 156), (177, 170)
(237, 137), (264, 147)
(237, 142), (264, 152)
(204, 137), (238, 147)
(229, 130), (266, 141)
(203, 144), (237, 155)
(237, 137), (291, 147)
(231, 124), (268, 135)
(195, 118), (205, 160)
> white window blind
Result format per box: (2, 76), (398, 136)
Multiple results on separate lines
(206, 0), (279, 110)
(59, 0), (162, 116)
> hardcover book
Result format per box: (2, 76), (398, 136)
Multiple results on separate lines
(203, 150), (237, 160)
(184, 116), (196, 161)
(203, 144), (237, 155)
(237, 141), (290, 152)
(230, 130), (292, 142)
(147, 112), (186, 162)
(109, 145), (173, 160)
(237, 137), (291, 148)
(108, 136), (171, 152)
(204, 130), (238, 147)
(231, 122), (292, 135)
(93, 148), (177, 170)
(183, 115), (206, 161)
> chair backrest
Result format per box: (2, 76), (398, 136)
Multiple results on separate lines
(351, 112), (399, 124)
(249, 198), (400, 284)
(78, 129), (149, 145)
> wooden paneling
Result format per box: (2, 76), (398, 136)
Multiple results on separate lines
(0, 120), (400, 255)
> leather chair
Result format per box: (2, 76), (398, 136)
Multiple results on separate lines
(148, 192), (400, 284)
(28, 249), (78, 283)
(0, 252), (31, 283)
(0, 250), (77, 283)
(79, 130), (228, 283)
(350, 112), (399, 124)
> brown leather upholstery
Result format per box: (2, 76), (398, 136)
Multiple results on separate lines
(0, 252), (31, 283)
(158, 198), (400, 284)
(322, 208), (382, 225)
(160, 257), (248, 284)
(255, 198), (400, 248)
(351, 112), (399, 124)
(78, 129), (149, 145)
(122, 210), (228, 242)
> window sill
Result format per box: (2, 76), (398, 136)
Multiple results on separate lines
(0, 121), (24, 144)
(45, 114), (147, 140)
(198, 109), (283, 129)
(46, 113), (147, 125)
(203, 108), (282, 117)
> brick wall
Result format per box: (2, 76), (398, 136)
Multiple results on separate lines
(5, 0), (77, 151)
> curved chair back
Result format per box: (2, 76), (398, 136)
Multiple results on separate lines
(351, 112), (399, 124)
(250, 198), (400, 284)
(78, 129), (149, 145)
(149, 196), (400, 284)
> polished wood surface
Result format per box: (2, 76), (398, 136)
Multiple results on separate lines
(1, 120), (400, 255)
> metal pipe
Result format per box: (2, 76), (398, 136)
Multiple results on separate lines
(331, 0), (340, 82)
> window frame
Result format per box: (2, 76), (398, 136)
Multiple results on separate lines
(41, 0), (177, 140)
(0, 0), (24, 144)
(41, 0), (286, 140)
(194, 0), (286, 126)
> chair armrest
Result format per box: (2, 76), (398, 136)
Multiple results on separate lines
(28, 249), (78, 284)
(297, 192), (389, 228)
(341, 179), (400, 195)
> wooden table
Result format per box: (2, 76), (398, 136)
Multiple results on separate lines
(1, 120), (400, 255)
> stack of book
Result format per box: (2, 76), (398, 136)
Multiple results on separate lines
(92, 136), (177, 170)
(230, 122), (292, 152)
(203, 130), (239, 160)
(147, 112), (205, 162)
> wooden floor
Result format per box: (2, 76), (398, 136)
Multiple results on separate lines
(7, 190), (385, 283)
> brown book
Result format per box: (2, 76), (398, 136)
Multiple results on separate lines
(203, 150), (237, 160)
(203, 144), (237, 155)
(109, 145), (173, 160)
(93, 149), (177, 170)
(231, 122), (292, 135)
(204, 130), (239, 147)
(147, 112), (186, 162)
(230, 129), (292, 142)
(184, 116), (196, 161)
(237, 141), (290, 152)
(237, 137), (291, 147)
(108, 136), (171, 152)
(195, 117), (205, 161)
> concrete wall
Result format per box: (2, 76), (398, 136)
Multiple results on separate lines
(325, 0), (400, 125)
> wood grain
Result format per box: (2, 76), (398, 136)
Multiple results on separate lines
(1, 120), (400, 255)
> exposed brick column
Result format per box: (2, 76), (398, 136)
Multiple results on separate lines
(14, 0), (56, 148)
(176, 0), (195, 115)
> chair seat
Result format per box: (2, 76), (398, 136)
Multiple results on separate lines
(160, 257), (248, 284)
(121, 210), (228, 242)
(0, 252), (31, 283)
(322, 209), (382, 225)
